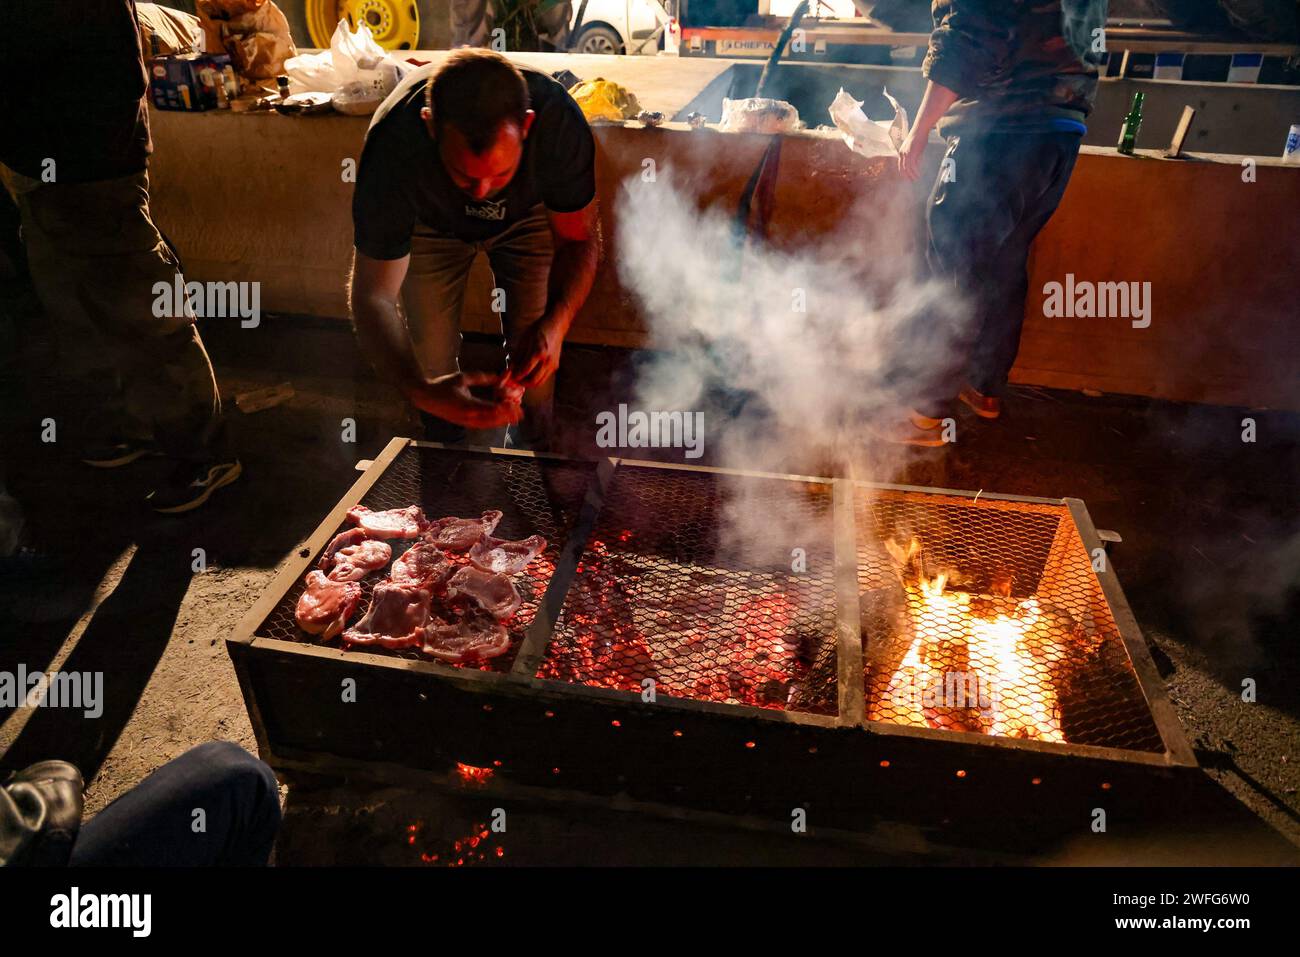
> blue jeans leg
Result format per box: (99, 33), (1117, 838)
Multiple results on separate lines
(69, 741), (280, 866)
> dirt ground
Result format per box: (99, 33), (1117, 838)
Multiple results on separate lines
(2, 274), (1298, 863)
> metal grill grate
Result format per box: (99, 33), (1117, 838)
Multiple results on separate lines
(856, 488), (1165, 752)
(256, 446), (595, 672)
(539, 466), (840, 715)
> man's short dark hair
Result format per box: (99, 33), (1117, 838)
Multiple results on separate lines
(424, 50), (530, 153)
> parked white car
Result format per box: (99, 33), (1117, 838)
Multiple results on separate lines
(569, 0), (674, 55)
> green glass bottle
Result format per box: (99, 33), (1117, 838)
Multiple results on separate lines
(1117, 92), (1144, 155)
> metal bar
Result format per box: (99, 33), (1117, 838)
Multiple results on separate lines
(609, 455), (838, 486)
(607, 455), (1063, 508)
(861, 717), (1175, 768)
(520, 673), (840, 727)
(251, 636), (515, 689)
(855, 478), (1066, 507)
(1063, 498), (1198, 768)
(226, 641), (276, 760)
(511, 457), (618, 677)
(253, 634), (838, 727)
(408, 439), (573, 461)
(833, 479), (865, 728)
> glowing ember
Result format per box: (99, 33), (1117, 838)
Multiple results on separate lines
(455, 762), (495, 785)
(408, 820), (504, 866)
(541, 536), (821, 711)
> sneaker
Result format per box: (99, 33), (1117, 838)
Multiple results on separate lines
(871, 414), (948, 448)
(958, 385), (1001, 420)
(82, 437), (161, 468)
(147, 459), (242, 514)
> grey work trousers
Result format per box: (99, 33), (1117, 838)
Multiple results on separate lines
(401, 206), (555, 448)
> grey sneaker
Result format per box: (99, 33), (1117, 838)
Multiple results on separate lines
(147, 459), (242, 514)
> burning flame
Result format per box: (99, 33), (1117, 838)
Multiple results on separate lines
(881, 538), (1064, 743)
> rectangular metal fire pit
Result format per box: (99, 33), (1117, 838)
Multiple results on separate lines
(229, 439), (1195, 840)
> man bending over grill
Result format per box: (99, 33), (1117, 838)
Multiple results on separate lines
(884, 0), (1104, 445)
(349, 50), (601, 449)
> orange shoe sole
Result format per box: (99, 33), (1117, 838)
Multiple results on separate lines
(958, 387), (1001, 420)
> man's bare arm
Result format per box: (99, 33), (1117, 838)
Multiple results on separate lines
(545, 197), (601, 335)
(897, 80), (959, 181)
(348, 251), (425, 396)
(508, 199), (601, 388)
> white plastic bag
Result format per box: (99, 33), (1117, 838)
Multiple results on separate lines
(331, 76), (383, 115)
(718, 97), (801, 134)
(330, 18), (385, 81)
(828, 87), (910, 158)
(284, 19), (389, 94)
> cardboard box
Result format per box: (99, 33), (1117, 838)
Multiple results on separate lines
(148, 52), (233, 112)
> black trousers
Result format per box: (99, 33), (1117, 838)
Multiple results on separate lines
(918, 130), (1082, 417)
(69, 742), (280, 866)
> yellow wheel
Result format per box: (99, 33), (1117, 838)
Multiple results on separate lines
(303, 0), (423, 51)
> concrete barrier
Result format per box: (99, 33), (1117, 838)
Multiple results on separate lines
(148, 61), (1300, 410)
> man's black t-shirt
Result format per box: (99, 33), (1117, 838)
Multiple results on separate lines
(352, 63), (596, 258)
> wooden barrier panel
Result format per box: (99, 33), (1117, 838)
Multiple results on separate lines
(148, 107), (1299, 410)
(1017, 150), (1299, 410)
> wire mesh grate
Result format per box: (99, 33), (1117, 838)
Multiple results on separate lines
(856, 487), (1165, 752)
(256, 445), (596, 672)
(540, 466), (840, 715)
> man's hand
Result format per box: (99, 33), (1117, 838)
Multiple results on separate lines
(403, 371), (523, 429)
(508, 317), (564, 389)
(897, 79), (959, 182)
(897, 129), (929, 182)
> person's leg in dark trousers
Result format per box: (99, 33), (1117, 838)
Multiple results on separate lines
(919, 131), (1082, 417)
(69, 742), (280, 866)
(962, 140), (1080, 396)
(450, 0), (493, 46)
(485, 206), (556, 450)
(401, 211), (555, 449)
(7, 167), (228, 464)
(401, 224), (478, 444)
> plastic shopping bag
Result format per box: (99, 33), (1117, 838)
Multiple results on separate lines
(285, 19), (391, 94)
(828, 87), (909, 158)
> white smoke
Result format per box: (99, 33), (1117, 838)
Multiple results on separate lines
(613, 165), (974, 565)
(614, 165), (971, 483)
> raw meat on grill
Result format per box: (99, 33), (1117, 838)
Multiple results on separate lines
(389, 541), (450, 590)
(325, 538), (392, 582)
(446, 565), (522, 620)
(320, 527), (366, 568)
(346, 504), (426, 540)
(421, 613), (512, 663)
(468, 533), (547, 575)
(497, 378), (525, 405)
(341, 580), (432, 650)
(295, 571), (362, 641)
(424, 510), (502, 551)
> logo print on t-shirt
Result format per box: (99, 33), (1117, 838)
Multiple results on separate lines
(465, 199), (507, 221)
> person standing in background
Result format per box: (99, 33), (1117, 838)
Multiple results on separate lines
(886, 0), (1106, 445)
(0, 0), (240, 512)
(450, 0), (573, 51)
(451, 0), (494, 47)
